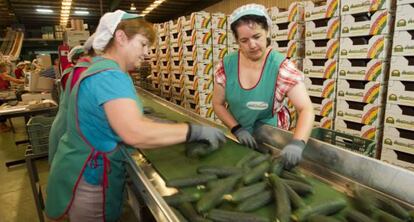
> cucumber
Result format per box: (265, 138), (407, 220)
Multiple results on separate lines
(283, 181), (306, 209)
(207, 209), (270, 222)
(236, 152), (259, 168)
(246, 154), (271, 168)
(373, 209), (405, 222)
(186, 141), (218, 158)
(197, 166), (243, 177)
(281, 171), (312, 185)
(268, 174), (291, 222)
(409, 210), (414, 220)
(170, 206), (189, 222)
(283, 179), (314, 195)
(292, 199), (347, 222)
(177, 202), (211, 222)
(224, 181), (267, 202)
(308, 215), (342, 222)
(236, 190), (273, 212)
(243, 161), (270, 185)
(270, 158), (284, 176)
(164, 192), (201, 206)
(344, 209), (375, 222)
(351, 186), (377, 214)
(167, 174), (217, 188)
(376, 195), (410, 220)
(196, 174), (241, 212)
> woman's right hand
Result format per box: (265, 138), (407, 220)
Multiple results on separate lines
(233, 128), (258, 149)
(187, 124), (226, 149)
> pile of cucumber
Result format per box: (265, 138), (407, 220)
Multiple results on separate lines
(162, 152), (414, 222)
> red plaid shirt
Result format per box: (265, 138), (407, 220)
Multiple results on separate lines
(214, 56), (304, 130)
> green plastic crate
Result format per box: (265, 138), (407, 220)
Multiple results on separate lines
(27, 115), (55, 154)
(311, 127), (376, 157)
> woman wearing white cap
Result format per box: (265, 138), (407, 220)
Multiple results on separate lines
(213, 4), (314, 169)
(45, 10), (225, 221)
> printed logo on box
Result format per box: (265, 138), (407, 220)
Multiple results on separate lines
(340, 35), (389, 59)
(341, 0), (394, 15)
(341, 10), (392, 37)
(212, 29), (227, 45)
(336, 79), (384, 104)
(305, 77), (336, 98)
(269, 3), (304, 24)
(335, 117), (380, 140)
(387, 80), (414, 106)
(395, 3), (414, 31)
(304, 0), (339, 21)
(390, 56), (414, 81)
(303, 59), (337, 78)
(311, 97), (334, 117)
(305, 17), (340, 40)
(393, 30), (414, 56)
(338, 59), (387, 81)
(336, 99), (382, 125)
(383, 126), (414, 154)
(305, 39), (339, 59)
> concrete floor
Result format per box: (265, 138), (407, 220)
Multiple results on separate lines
(0, 117), (143, 222)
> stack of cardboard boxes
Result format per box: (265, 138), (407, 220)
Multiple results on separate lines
(382, 0), (414, 170)
(157, 23), (172, 101)
(335, 0), (394, 146)
(304, 0), (340, 130)
(226, 15), (238, 53)
(149, 27), (161, 95)
(180, 12), (215, 119)
(169, 18), (185, 106)
(269, 2), (305, 130)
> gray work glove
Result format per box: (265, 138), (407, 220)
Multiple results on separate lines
(232, 126), (258, 149)
(281, 139), (306, 170)
(187, 124), (226, 149)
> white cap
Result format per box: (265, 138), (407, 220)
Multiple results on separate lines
(17, 62), (25, 67)
(229, 4), (272, 28)
(67, 45), (85, 63)
(83, 33), (95, 51)
(92, 10), (140, 51)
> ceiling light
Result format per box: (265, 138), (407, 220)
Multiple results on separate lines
(61, 9), (70, 14)
(36, 8), (53, 13)
(61, 6), (71, 10)
(130, 3), (136, 11)
(74, 10), (89, 15)
(62, 2), (72, 6)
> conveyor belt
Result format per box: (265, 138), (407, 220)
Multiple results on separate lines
(130, 92), (349, 220)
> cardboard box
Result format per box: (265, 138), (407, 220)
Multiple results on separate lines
(171, 97), (185, 107)
(161, 83), (172, 93)
(387, 80), (414, 106)
(381, 147), (414, 171)
(228, 44), (239, 53)
(181, 60), (213, 77)
(169, 58), (181, 70)
(393, 30), (414, 56)
(213, 45), (228, 62)
(169, 31), (181, 44)
(184, 100), (201, 114)
(184, 74), (213, 91)
(336, 99), (384, 125)
(272, 22), (305, 41)
(171, 84), (185, 98)
(160, 91), (172, 100)
(151, 70), (161, 82)
(305, 38), (339, 59)
(168, 17), (183, 33)
(200, 106), (215, 120)
(341, 0), (395, 15)
(211, 13), (227, 29)
(335, 117), (382, 140)
(314, 115), (333, 129)
(170, 42), (180, 57)
(159, 45), (170, 57)
(304, 0), (339, 21)
(383, 126), (414, 154)
(341, 10), (393, 37)
(384, 103), (414, 131)
(338, 58), (388, 81)
(180, 45), (212, 62)
(305, 17), (340, 40)
(395, 3), (414, 31)
(269, 2), (305, 24)
(158, 34), (170, 45)
(212, 29), (227, 45)
(64, 30), (90, 47)
(273, 40), (304, 58)
(171, 70), (184, 86)
(303, 58), (338, 78)
(336, 79), (386, 104)
(182, 11), (211, 30)
(151, 81), (161, 90)
(155, 22), (169, 34)
(389, 56), (414, 81)
(181, 28), (212, 45)
(305, 77), (336, 98)
(159, 58), (170, 69)
(185, 90), (213, 106)
(227, 33), (237, 45)
(397, 0), (414, 5)
(340, 35), (391, 59)
(310, 96), (335, 117)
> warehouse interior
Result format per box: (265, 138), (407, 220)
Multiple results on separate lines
(1, 0), (414, 221)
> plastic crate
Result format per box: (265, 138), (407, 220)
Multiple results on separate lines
(26, 115), (55, 154)
(311, 127), (376, 157)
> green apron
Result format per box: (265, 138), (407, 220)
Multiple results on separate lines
(45, 58), (133, 221)
(223, 49), (285, 133)
(48, 61), (91, 164)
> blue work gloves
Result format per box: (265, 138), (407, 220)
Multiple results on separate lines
(231, 125), (258, 149)
(187, 124), (226, 149)
(281, 139), (306, 170)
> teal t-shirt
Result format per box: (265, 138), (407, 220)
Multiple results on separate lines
(78, 69), (141, 185)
